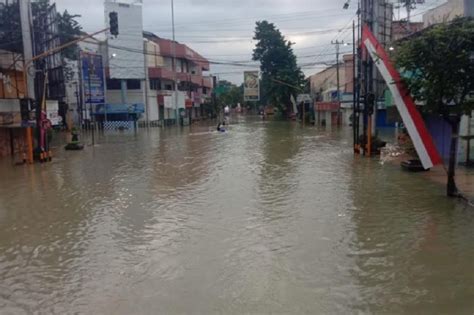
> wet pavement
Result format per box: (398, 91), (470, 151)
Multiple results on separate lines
(0, 117), (473, 314)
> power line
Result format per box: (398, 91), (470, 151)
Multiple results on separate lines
(111, 25), (351, 44)
(143, 9), (355, 29)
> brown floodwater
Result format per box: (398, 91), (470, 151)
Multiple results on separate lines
(0, 117), (473, 314)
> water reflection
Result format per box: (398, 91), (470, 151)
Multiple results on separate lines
(349, 159), (474, 313)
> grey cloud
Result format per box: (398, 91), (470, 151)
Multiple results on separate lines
(55, 0), (358, 83)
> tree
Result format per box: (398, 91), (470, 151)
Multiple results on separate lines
(395, 17), (474, 197)
(216, 80), (243, 108)
(57, 10), (82, 60)
(0, 1), (82, 59)
(252, 20), (305, 115)
(32, 1), (82, 60)
(0, 1), (22, 53)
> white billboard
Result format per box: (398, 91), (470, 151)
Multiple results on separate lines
(244, 71), (260, 102)
(105, 0), (145, 79)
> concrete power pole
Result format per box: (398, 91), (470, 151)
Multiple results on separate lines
(19, 0), (35, 99)
(171, 0), (179, 126)
(332, 40), (344, 125)
(404, 0), (412, 32)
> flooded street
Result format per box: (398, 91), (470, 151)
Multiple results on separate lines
(1, 117), (473, 314)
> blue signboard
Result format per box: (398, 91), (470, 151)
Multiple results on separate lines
(81, 52), (105, 104)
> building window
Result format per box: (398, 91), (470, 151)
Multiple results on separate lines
(127, 79), (141, 90)
(150, 79), (161, 90)
(165, 84), (173, 90)
(203, 87), (208, 94)
(106, 79), (121, 90)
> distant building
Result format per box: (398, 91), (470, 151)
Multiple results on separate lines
(391, 21), (424, 41)
(63, 36), (105, 127)
(96, 0), (212, 128)
(0, 0), (64, 159)
(309, 65), (342, 102)
(309, 54), (354, 126)
(0, 49), (27, 158)
(141, 32), (212, 123)
(423, 0), (465, 27)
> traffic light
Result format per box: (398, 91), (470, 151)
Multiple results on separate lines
(20, 98), (32, 121)
(20, 99), (30, 121)
(366, 93), (375, 116)
(109, 12), (119, 36)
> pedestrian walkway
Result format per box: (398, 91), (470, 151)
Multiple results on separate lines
(421, 165), (474, 200)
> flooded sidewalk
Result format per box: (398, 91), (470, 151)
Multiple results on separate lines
(421, 165), (474, 200)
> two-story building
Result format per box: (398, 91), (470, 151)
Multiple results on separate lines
(0, 49), (27, 158)
(309, 54), (354, 126)
(142, 31), (213, 124)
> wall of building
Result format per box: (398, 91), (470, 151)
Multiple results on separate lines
(163, 57), (173, 70)
(106, 0), (145, 79)
(106, 85), (145, 105)
(0, 128), (27, 158)
(146, 41), (164, 68)
(423, 0), (464, 27)
(0, 69), (25, 99)
(310, 66), (345, 99)
(343, 55), (354, 93)
(459, 111), (474, 163)
(138, 90), (159, 122)
(310, 55), (354, 100)
(391, 21), (424, 41)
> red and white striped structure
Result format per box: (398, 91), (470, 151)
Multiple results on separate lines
(361, 25), (442, 169)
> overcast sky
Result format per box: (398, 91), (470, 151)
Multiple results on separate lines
(55, 0), (440, 84)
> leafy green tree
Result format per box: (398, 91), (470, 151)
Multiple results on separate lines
(32, 0), (82, 60)
(396, 17), (474, 197)
(252, 20), (305, 115)
(0, 1), (22, 53)
(57, 10), (82, 60)
(0, 1), (82, 59)
(217, 80), (243, 108)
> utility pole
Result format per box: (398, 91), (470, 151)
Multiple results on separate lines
(19, 0), (34, 164)
(399, 0), (425, 33)
(19, 0), (35, 99)
(87, 55), (95, 145)
(344, 0), (362, 153)
(171, 0), (179, 126)
(352, 20), (357, 150)
(405, 0), (412, 32)
(212, 76), (217, 118)
(356, 0), (362, 153)
(331, 40), (344, 126)
(143, 39), (150, 128)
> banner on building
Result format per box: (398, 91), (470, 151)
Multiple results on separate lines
(81, 52), (105, 105)
(361, 25), (442, 169)
(244, 71), (260, 102)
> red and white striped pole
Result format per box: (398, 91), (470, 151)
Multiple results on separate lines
(361, 25), (442, 169)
